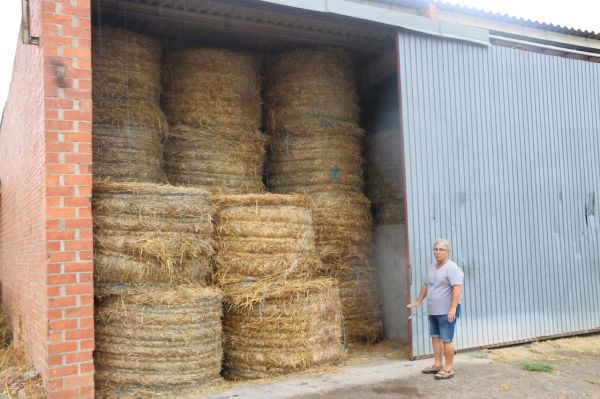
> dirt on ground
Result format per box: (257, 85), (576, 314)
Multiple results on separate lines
(294, 334), (600, 399)
(0, 312), (45, 399)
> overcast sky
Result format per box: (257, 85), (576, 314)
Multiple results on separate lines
(1, 0), (599, 112)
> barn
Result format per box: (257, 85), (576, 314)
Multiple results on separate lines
(1, 0), (599, 397)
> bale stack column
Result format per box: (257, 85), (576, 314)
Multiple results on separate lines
(266, 49), (383, 343)
(161, 49), (266, 193)
(213, 194), (343, 379)
(92, 181), (223, 395)
(92, 28), (167, 183)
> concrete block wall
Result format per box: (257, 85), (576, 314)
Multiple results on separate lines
(0, 0), (93, 397)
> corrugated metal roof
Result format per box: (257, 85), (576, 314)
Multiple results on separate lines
(373, 0), (600, 40)
(95, 0), (396, 57)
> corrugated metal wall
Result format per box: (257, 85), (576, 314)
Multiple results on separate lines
(398, 32), (600, 357)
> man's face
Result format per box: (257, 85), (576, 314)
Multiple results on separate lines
(433, 243), (450, 264)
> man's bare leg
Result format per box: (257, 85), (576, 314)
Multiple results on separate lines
(432, 337), (443, 368)
(443, 341), (455, 370)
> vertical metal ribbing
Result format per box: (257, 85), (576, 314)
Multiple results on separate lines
(398, 33), (600, 357)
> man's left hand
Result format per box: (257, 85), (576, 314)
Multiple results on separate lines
(448, 308), (456, 322)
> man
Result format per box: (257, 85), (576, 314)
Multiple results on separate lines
(407, 239), (464, 380)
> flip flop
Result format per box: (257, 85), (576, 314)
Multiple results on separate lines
(422, 365), (443, 374)
(434, 368), (455, 380)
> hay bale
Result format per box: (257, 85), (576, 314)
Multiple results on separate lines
(268, 127), (364, 194)
(267, 48), (360, 133)
(162, 49), (262, 130)
(339, 261), (383, 343)
(213, 194), (323, 292)
(93, 121), (166, 183)
(92, 27), (162, 112)
(94, 284), (223, 393)
(365, 130), (405, 225)
(93, 181), (215, 285)
(309, 192), (373, 275)
(164, 124), (266, 193)
(223, 281), (343, 379)
(92, 27), (167, 183)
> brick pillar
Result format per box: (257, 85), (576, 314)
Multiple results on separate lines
(42, 0), (94, 397)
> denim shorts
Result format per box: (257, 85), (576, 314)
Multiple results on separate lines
(429, 304), (461, 343)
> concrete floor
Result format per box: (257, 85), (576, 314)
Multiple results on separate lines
(199, 337), (600, 399)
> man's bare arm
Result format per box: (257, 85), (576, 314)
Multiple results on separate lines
(448, 285), (462, 322)
(407, 284), (428, 308)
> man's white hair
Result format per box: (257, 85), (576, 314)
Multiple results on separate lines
(433, 239), (451, 253)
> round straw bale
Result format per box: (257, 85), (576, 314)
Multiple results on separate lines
(267, 48), (360, 133)
(93, 120), (166, 183)
(213, 194), (322, 285)
(162, 49), (262, 130)
(365, 129), (405, 225)
(164, 124), (266, 193)
(310, 193), (373, 274)
(93, 27), (162, 106)
(339, 261), (383, 343)
(95, 284), (223, 393)
(93, 181), (215, 284)
(268, 129), (364, 194)
(223, 281), (343, 379)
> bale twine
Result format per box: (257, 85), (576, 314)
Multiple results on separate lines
(268, 127), (364, 194)
(92, 27), (167, 183)
(365, 130), (405, 225)
(213, 194), (322, 295)
(162, 48), (262, 130)
(94, 284), (223, 394)
(339, 261), (383, 343)
(223, 280), (343, 379)
(93, 181), (215, 285)
(164, 124), (266, 193)
(267, 48), (360, 133)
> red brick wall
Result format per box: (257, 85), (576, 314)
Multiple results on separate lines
(0, 0), (48, 383)
(0, 0), (93, 397)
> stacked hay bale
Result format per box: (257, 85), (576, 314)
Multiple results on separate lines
(266, 49), (382, 343)
(92, 28), (167, 183)
(93, 181), (215, 285)
(365, 130), (405, 225)
(213, 194), (343, 379)
(93, 181), (223, 395)
(95, 285), (223, 397)
(162, 49), (266, 193)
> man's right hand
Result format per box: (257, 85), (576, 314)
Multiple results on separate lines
(407, 301), (421, 308)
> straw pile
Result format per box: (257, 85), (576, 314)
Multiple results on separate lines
(224, 282), (343, 379)
(213, 194), (343, 378)
(92, 27), (167, 183)
(94, 285), (223, 394)
(266, 48), (382, 343)
(93, 181), (215, 285)
(365, 130), (405, 225)
(162, 49), (265, 193)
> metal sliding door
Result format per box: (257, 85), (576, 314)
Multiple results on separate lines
(398, 32), (600, 357)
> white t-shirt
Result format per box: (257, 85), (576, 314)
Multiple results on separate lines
(425, 260), (464, 315)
